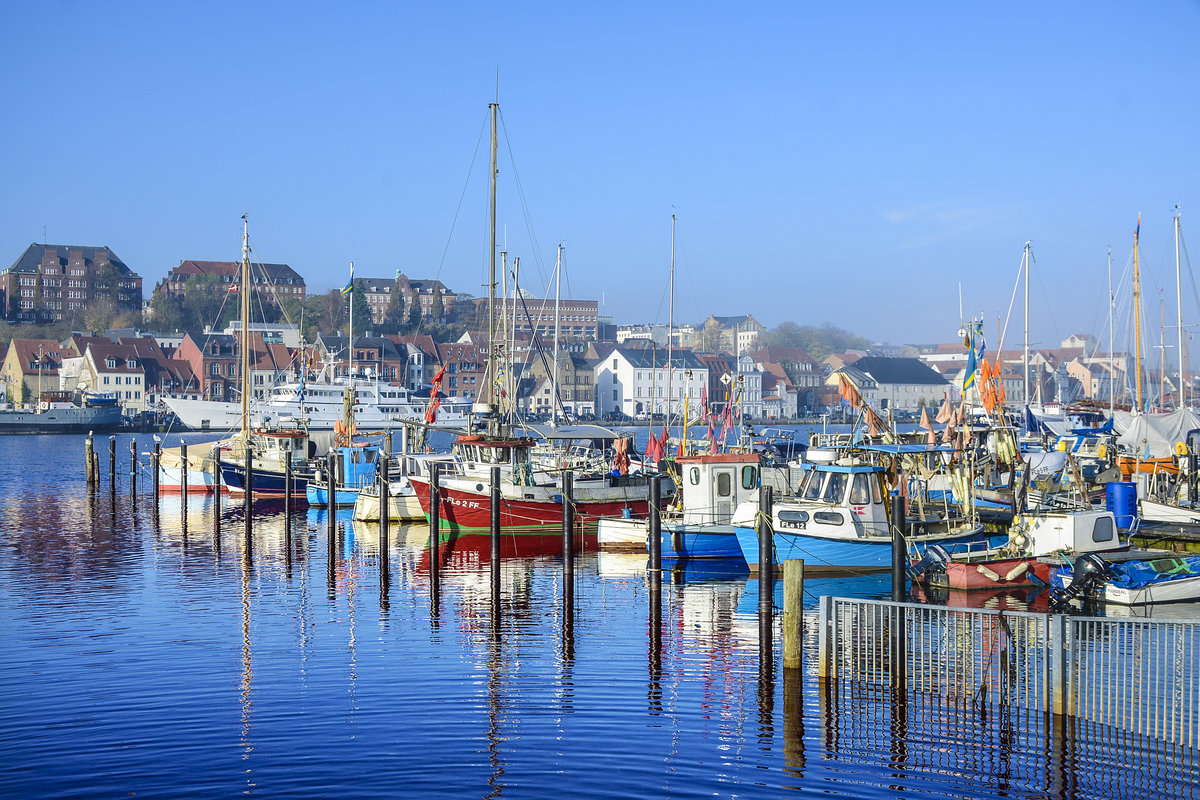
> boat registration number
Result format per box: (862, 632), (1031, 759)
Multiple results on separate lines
(779, 519), (806, 530)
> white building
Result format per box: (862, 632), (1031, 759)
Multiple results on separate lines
(594, 346), (709, 419)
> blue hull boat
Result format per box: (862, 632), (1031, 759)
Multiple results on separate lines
(658, 523), (745, 560)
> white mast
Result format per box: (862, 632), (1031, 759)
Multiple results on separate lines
(500, 249), (508, 417)
(552, 244), (562, 425)
(1108, 247), (1114, 416)
(667, 214), (675, 421)
(512, 256), (520, 416)
(484, 101), (498, 418)
(1022, 241), (1030, 408)
(347, 260), (354, 380)
(1176, 207), (1184, 407)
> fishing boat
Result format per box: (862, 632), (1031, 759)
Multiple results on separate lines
(409, 434), (659, 544)
(0, 389), (124, 434)
(209, 218), (316, 499)
(729, 453), (991, 573)
(596, 451), (759, 559)
(909, 508), (1124, 591)
(306, 441), (381, 507)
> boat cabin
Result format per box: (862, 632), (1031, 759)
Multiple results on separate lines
(1014, 509), (1119, 556)
(677, 452), (760, 526)
(779, 459), (890, 533)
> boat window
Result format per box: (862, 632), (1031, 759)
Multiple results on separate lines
(823, 472), (847, 504)
(716, 471), (732, 497)
(1091, 515), (1114, 543)
(814, 511), (844, 525)
(870, 474), (883, 504)
(689, 467), (700, 485)
(742, 465), (757, 490)
(802, 471), (825, 501)
(849, 473), (871, 505)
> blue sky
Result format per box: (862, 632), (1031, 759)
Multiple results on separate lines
(2, 1), (1197, 355)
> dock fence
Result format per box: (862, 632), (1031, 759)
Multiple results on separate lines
(816, 596), (1198, 749)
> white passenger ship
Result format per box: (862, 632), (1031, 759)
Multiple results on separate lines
(164, 377), (471, 431)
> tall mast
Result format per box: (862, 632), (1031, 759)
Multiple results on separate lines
(484, 101), (498, 415)
(1134, 213), (1144, 412)
(668, 214), (675, 421)
(552, 244), (562, 425)
(240, 215), (251, 436)
(1022, 241), (1030, 407)
(1107, 247), (1114, 416)
(1176, 207), (1184, 407)
(348, 260), (354, 380)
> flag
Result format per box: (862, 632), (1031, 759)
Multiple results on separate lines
(934, 393), (952, 424)
(1135, 212), (1141, 245)
(341, 262), (354, 295)
(700, 386), (709, 423)
(228, 283), (239, 294)
(962, 343), (978, 391)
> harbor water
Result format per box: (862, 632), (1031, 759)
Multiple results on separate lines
(1, 433), (1197, 799)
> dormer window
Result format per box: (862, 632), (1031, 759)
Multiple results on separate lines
(107, 358), (118, 369)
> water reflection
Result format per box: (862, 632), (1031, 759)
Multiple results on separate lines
(2, 434), (1197, 799)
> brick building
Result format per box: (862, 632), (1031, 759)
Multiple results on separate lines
(160, 259), (305, 306)
(1, 244), (142, 323)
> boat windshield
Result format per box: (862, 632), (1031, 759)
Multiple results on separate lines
(801, 470), (825, 501)
(823, 472), (847, 504)
(849, 473), (872, 505)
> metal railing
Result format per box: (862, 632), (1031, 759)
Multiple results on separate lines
(816, 597), (1198, 749)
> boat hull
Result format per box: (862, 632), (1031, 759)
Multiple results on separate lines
(734, 522), (994, 574)
(0, 405), (124, 434)
(220, 463), (310, 499)
(660, 524), (744, 561)
(412, 479), (652, 537)
(353, 490), (425, 522)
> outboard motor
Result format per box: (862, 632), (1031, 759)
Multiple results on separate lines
(1049, 553), (1111, 611)
(908, 544), (950, 581)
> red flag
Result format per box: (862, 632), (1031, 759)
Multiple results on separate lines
(430, 363), (447, 398)
(424, 397), (441, 423)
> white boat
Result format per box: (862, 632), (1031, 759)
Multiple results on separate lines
(165, 377), (472, 431)
(353, 452), (459, 522)
(1055, 554), (1200, 605)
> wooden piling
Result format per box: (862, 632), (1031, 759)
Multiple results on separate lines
(757, 486), (774, 580)
(244, 444), (254, 557)
(890, 494), (906, 602)
(326, 450), (336, 541)
(109, 436), (116, 493)
(85, 435), (95, 487)
(490, 465), (500, 599)
(152, 440), (161, 498)
(562, 471), (574, 567)
(783, 559), (805, 670)
(379, 455), (390, 581)
(180, 441), (189, 525)
(648, 475), (661, 572)
(130, 439), (137, 498)
(429, 463), (440, 587)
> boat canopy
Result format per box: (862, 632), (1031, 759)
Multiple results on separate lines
(1115, 407), (1200, 458)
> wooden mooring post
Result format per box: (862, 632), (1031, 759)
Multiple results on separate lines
(152, 440), (161, 499)
(243, 444), (254, 559)
(129, 439), (137, 500)
(782, 559), (805, 670)
(648, 475), (662, 573)
(108, 436), (117, 495)
(429, 463), (441, 590)
(490, 465), (500, 608)
(379, 455), (390, 587)
(890, 494), (906, 602)
(85, 434), (96, 488)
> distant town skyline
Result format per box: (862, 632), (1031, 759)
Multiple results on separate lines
(2, 2), (1196, 357)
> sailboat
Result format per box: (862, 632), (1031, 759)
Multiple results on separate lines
(217, 217), (314, 498)
(408, 100), (660, 553)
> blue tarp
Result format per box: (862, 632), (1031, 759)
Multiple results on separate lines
(1109, 556), (1200, 589)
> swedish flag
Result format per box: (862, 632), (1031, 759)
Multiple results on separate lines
(962, 344), (978, 391)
